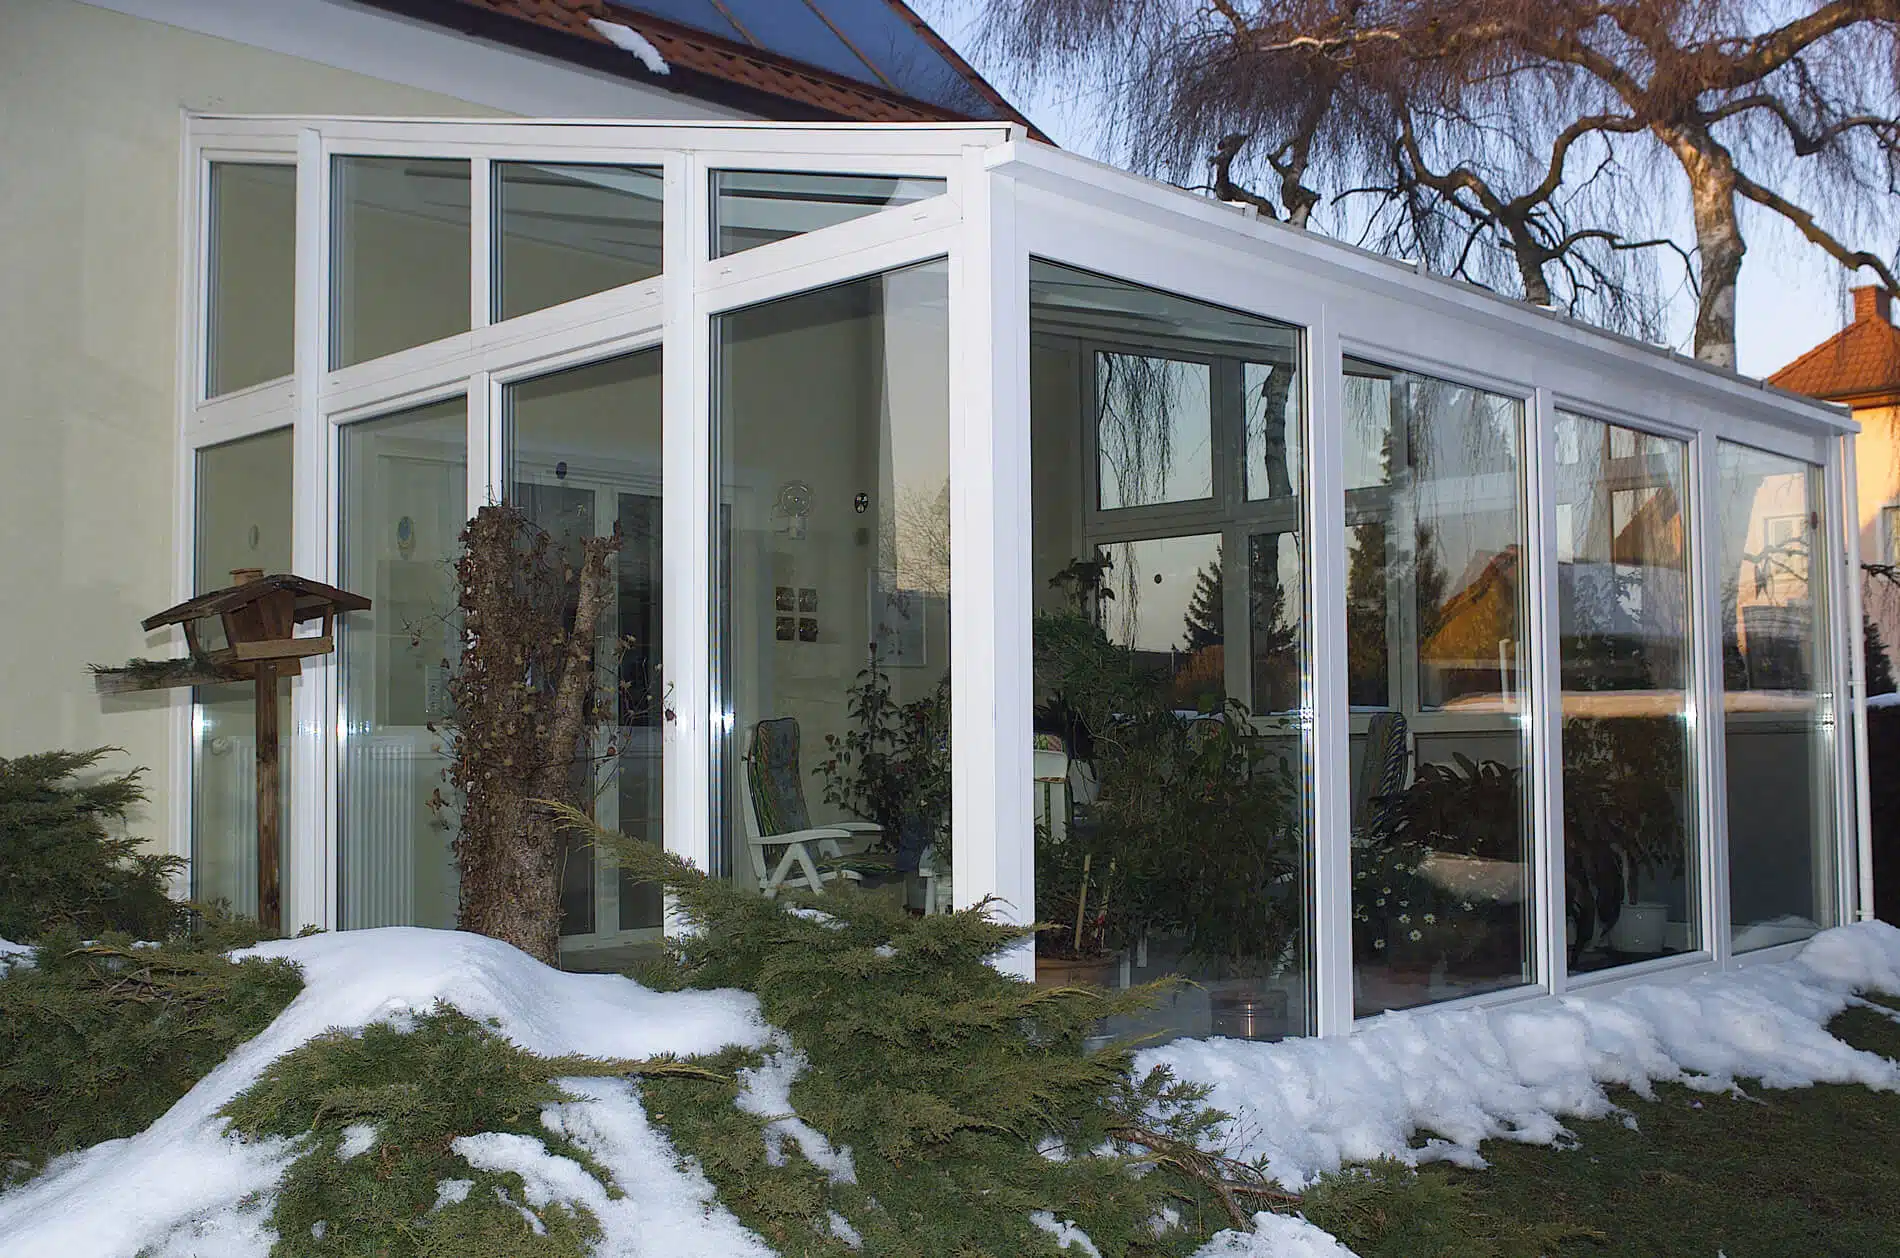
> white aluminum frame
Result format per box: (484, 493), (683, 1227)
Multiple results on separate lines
(172, 114), (1862, 1029)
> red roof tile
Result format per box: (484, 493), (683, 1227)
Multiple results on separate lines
(1769, 285), (1900, 407)
(426, 0), (1039, 133)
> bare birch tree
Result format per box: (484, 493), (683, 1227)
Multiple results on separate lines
(975, 0), (1900, 364)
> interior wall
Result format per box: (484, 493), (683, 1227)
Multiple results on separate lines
(0, 0), (503, 860)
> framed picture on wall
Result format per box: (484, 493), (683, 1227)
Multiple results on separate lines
(870, 569), (926, 667)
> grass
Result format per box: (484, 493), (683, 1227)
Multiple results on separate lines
(1312, 998), (1900, 1258)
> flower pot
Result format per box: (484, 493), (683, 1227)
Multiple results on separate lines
(1609, 902), (1668, 954)
(1208, 985), (1290, 1041)
(1035, 954), (1120, 988)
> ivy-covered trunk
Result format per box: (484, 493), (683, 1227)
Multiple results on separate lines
(446, 504), (617, 966)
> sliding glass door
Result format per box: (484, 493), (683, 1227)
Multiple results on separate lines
(506, 351), (666, 963)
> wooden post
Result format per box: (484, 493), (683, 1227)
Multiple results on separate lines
(254, 659), (282, 935)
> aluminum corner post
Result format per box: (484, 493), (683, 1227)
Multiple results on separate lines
(1525, 386), (1565, 998)
(950, 150), (1034, 976)
(663, 150), (714, 899)
(1306, 313), (1354, 1038)
(290, 125), (336, 933)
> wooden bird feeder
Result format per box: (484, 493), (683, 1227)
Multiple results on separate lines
(94, 570), (371, 933)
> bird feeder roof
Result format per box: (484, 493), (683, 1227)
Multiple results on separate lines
(140, 574), (371, 632)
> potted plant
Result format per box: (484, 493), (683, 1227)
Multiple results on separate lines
(1029, 557), (1304, 1011)
(814, 648), (951, 883)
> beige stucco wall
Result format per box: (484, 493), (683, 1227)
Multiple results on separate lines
(0, 0), (567, 854)
(1856, 403), (1900, 677)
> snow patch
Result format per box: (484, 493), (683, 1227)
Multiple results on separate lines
(335, 1124), (377, 1162)
(735, 1040), (858, 1184)
(0, 937), (34, 973)
(1192, 1211), (1363, 1257)
(431, 1178), (473, 1211)
(587, 18), (670, 75)
(0, 926), (770, 1258)
(1866, 691), (1900, 708)
(1146, 920), (1900, 1191)
(1030, 1209), (1103, 1255)
(827, 1210), (864, 1249)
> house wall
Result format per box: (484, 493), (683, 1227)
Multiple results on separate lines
(1856, 404), (1900, 682)
(0, 0), (731, 857)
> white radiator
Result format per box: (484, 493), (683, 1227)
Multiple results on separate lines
(342, 734), (422, 928)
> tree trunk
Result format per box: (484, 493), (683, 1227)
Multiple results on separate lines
(449, 504), (618, 968)
(1662, 125), (1745, 369)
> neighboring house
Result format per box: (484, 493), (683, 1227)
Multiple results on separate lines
(1769, 285), (1900, 685)
(0, 0), (1029, 870)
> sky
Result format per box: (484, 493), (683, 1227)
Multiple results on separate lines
(911, 0), (1877, 380)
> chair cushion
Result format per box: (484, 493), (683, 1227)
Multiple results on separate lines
(748, 717), (811, 835)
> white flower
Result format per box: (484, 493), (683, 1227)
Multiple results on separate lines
(1374, 939), (1386, 950)
(1397, 913), (1410, 924)
(1408, 929), (1422, 942)
(1424, 913), (1436, 925)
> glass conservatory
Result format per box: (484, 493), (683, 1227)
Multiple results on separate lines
(179, 116), (1868, 1039)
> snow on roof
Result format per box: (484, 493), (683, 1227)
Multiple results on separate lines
(588, 17), (670, 75)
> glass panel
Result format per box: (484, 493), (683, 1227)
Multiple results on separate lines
(712, 170), (945, 257)
(1249, 531), (1304, 714)
(1719, 442), (1837, 950)
(1029, 259), (1311, 1043)
(506, 352), (666, 957)
(1555, 415), (1697, 973)
(715, 261), (952, 911)
(192, 429), (293, 917)
(1344, 358), (1533, 1015)
(496, 163), (662, 322)
(331, 157), (470, 369)
(1244, 360), (1303, 501)
(338, 397), (467, 929)
(1346, 522), (1391, 707)
(1098, 533), (1226, 712)
(206, 164), (295, 396)
(1096, 352), (1213, 510)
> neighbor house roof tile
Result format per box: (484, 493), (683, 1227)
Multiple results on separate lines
(1769, 286), (1900, 407)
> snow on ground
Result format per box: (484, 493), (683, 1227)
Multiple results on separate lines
(8, 922), (1900, 1257)
(0, 937), (32, 973)
(1148, 920), (1900, 1194)
(0, 927), (772, 1258)
(1192, 1211), (1363, 1257)
(1868, 692), (1900, 708)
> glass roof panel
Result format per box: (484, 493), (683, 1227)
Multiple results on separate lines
(709, 0), (875, 82)
(607, 0), (744, 44)
(804, 0), (992, 115)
